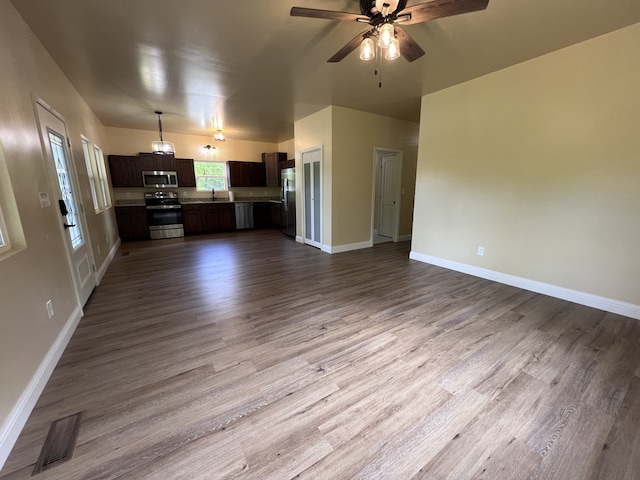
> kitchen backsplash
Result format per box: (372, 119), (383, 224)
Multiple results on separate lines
(113, 186), (281, 202)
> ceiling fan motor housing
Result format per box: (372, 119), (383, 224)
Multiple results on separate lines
(360, 0), (407, 20)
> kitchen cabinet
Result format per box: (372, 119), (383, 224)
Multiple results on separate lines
(270, 202), (282, 229)
(115, 206), (149, 240)
(182, 204), (202, 235)
(227, 161), (266, 187)
(139, 152), (176, 172)
(279, 158), (295, 170)
(108, 155), (142, 187)
(176, 158), (196, 187)
(262, 152), (287, 187)
(253, 202), (272, 229)
(203, 204), (236, 232)
(182, 203), (235, 235)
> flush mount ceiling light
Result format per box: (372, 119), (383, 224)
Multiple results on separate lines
(151, 111), (175, 155)
(214, 130), (225, 142)
(290, 0), (489, 63)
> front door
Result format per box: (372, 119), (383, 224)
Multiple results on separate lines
(36, 101), (96, 306)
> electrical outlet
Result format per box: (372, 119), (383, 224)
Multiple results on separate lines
(477, 246), (485, 256)
(46, 300), (54, 319)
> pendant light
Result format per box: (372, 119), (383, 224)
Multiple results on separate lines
(151, 111), (175, 154)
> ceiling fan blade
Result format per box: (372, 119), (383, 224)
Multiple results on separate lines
(290, 7), (369, 22)
(327, 30), (369, 63)
(401, 0), (489, 25)
(394, 27), (425, 62)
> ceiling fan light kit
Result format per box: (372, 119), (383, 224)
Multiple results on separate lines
(290, 0), (490, 64)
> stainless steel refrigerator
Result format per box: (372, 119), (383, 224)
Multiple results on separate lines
(281, 168), (296, 237)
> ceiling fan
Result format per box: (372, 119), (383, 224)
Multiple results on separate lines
(290, 0), (489, 63)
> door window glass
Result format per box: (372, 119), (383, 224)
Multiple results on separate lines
(49, 131), (84, 249)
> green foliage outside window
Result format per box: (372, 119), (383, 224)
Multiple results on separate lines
(194, 161), (227, 191)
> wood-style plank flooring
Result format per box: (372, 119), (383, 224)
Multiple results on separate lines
(2, 230), (640, 479)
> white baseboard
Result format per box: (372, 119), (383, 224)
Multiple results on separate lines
(326, 240), (373, 254)
(96, 238), (120, 285)
(409, 251), (640, 321)
(397, 234), (412, 242)
(295, 235), (304, 244)
(0, 305), (83, 470)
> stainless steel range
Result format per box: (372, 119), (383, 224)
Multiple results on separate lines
(144, 191), (184, 239)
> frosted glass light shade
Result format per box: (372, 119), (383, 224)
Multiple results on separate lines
(360, 37), (375, 61)
(151, 141), (175, 154)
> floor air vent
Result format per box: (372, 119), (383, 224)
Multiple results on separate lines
(32, 412), (82, 475)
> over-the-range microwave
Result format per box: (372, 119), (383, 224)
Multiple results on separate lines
(142, 171), (179, 188)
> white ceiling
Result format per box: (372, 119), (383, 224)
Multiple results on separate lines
(10, 0), (640, 143)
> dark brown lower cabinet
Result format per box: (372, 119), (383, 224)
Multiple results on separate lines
(270, 202), (282, 228)
(182, 203), (235, 235)
(115, 206), (150, 241)
(182, 205), (202, 235)
(253, 202), (272, 229)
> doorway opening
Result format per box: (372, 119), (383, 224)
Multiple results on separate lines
(35, 99), (96, 307)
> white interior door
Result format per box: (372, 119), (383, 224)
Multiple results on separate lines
(378, 152), (402, 239)
(36, 101), (96, 306)
(302, 147), (322, 249)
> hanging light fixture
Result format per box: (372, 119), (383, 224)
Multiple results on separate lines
(213, 113), (226, 142)
(151, 111), (175, 154)
(359, 24), (400, 63)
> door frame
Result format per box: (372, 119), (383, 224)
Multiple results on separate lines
(301, 145), (323, 249)
(33, 97), (96, 307)
(371, 147), (403, 243)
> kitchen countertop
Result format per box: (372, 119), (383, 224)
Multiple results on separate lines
(180, 198), (281, 204)
(116, 198), (282, 207)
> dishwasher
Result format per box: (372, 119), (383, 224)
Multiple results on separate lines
(234, 202), (254, 229)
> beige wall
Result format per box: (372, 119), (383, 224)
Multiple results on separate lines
(294, 106), (419, 249)
(332, 106), (418, 246)
(0, 0), (115, 453)
(106, 126), (287, 164)
(412, 23), (640, 306)
(294, 107), (333, 245)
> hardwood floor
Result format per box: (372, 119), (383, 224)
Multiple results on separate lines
(2, 230), (639, 479)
